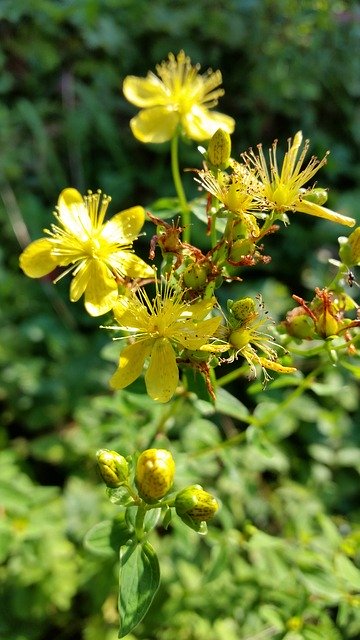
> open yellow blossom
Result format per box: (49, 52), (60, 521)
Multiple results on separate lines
(243, 131), (355, 227)
(19, 188), (154, 316)
(194, 164), (261, 236)
(123, 50), (235, 143)
(109, 281), (221, 403)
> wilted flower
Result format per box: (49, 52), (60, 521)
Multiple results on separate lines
(123, 50), (235, 143)
(110, 278), (221, 402)
(243, 131), (355, 227)
(135, 449), (175, 502)
(19, 188), (153, 316)
(222, 296), (296, 382)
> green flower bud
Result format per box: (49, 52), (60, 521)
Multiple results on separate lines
(207, 128), (231, 168)
(339, 227), (360, 267)
(228, 239), (256, 262)
(229, 297), (256, 324)
(135, 449), (175, 502)
(301, 187), (328, 206)
(284, 307), (315, 339)
(315, 311), (340, 338)
(96, 449), (129, 488)
(175, 485), (219, 522)
(229, 328), (251, 350)
(183, 262), (208, 290)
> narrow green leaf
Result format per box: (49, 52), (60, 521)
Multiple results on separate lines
(118, 540), (160, 638)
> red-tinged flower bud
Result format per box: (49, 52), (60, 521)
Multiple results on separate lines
(315, 311), (340, 338)
(135, 449), (175, 502)
(96, 449), (129, 488)
(175, 485), (219, 522)
(207, 128), (231, 168)
(284, 307), (315, 339)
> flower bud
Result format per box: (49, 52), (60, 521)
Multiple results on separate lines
(207, 128), (231, 168)
(229, 297), (256, 324)
(175, 485), (219, 522)
(229, 328), (251, 350)
(315, 311), (340, 338)
(339, 227), (360, 267)
(301, 187), (328, 206)
(183, 262), (208, 290)
(283, 307), (315, 339)
(96, 449), (129, 488)
(135, 449), (175, 502)
(228, 239), (256, 262)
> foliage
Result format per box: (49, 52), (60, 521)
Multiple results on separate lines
(1, 1), (360, 640)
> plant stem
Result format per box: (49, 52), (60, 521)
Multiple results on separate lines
(134, 505), (146, 542)
(171, 133), (191, 243)
(215, 363), (247, 388)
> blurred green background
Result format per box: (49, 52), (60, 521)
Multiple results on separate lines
(1, 1), (360, 639)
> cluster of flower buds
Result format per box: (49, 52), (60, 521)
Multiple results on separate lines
(96, 448), (218, 531)
(284, 287), (360, 342)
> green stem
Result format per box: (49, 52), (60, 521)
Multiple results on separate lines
(195, 364), (324, 457)
(215, 363), (247, 388)
(171, 133), (191, 243)
(134, 505), (146, 542)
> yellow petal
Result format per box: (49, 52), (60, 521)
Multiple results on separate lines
(19, 238), (58, 277)
(174, 316), (222, 350)
(70, 260), (118, 316)
(183, 106), (235, 141)
(130, 107), (179, 143)
(113, 294), (151, 329)
(258, 358), (297, 374)
(187, 297), (218, 321)
(57, 188), (91, 238)
(58, 187), (83, 208)
(297, 200), (355, 227)
(110, 339), (153, 390)
(111, 251), (154, 279)
(145, 338), (179, 403)
(123, 74), (169, 107)
(101, 206), (145, 243)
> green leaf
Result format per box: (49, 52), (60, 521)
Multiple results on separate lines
(191, 197), (227, 232)
(84, 514), (133, 558)
(118, 540), (160, 638)
(147, 196), (181, 220)
(334, 553), (360, 590)
(215, 387), (250, 420)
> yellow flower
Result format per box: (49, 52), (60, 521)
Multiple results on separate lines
(194, 164), (261, 236)
(19, 188), (154, 316)
(109, 280), (221, 403)
(123, 50), (235, 143)
(222, 297), (296, 383)
(243, 131), (355, 227)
